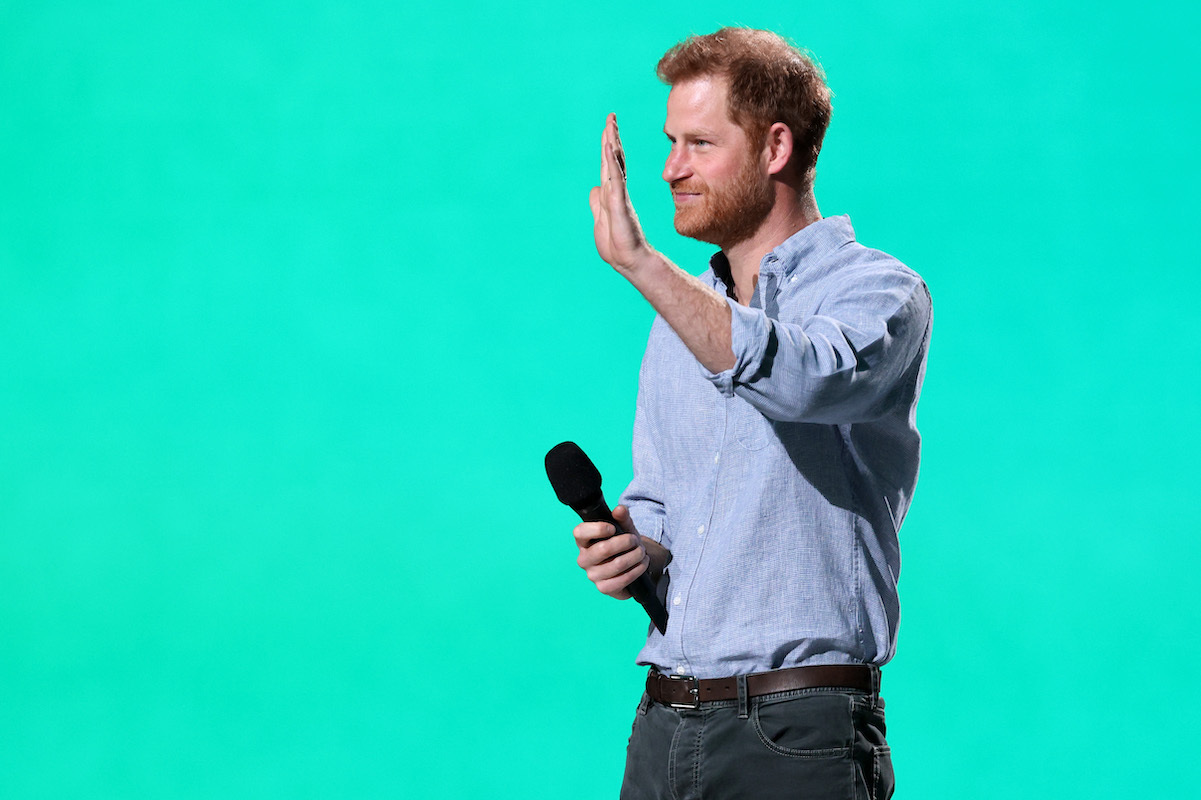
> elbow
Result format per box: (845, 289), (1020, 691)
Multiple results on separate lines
(741, 368), (886, 425)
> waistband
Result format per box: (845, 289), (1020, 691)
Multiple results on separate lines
(646, 664), (880, 709)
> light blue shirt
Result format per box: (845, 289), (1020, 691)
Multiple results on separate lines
(621, 215), (932, 679)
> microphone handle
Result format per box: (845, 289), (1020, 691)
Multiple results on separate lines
(577, 499), (669, 635)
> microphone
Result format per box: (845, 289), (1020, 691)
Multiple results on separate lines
(545, 441), (669, 634)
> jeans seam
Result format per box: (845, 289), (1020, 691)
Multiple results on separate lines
(667, 711), (684, 800)
(872, 744), (891, 800)
(871, 746), (878, 800)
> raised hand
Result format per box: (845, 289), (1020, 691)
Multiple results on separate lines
(589, 113), (652, 272)
(585, 111), (736, 373)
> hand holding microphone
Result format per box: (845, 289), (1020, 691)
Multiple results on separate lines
(572, 504), (649, 600)
(545, 441), (669, 634)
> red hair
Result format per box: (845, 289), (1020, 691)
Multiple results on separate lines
(657, 28), (832, 190)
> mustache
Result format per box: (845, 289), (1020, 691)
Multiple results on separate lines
(671, 180), (706, 194)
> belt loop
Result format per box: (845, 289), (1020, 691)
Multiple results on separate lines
(641, 669), (657, 716)
(871, 666), (881, 707)
(736, 674), (749, 719)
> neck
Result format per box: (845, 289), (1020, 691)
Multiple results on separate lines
(724, 189), (821, 305)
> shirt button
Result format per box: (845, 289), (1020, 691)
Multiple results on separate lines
(697, 524), (705, 535)
(713, 454), (720, 464)
(676, 665), (687, 675)
(673, 595), (682, 606)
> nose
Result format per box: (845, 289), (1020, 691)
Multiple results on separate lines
(662, 147), (691, 184)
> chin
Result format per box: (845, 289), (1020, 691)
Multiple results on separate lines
(673, 210), (722, 245)
(674, 211), (756, 249)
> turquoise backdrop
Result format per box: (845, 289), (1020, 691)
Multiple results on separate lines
(3, 1), (1198, 796)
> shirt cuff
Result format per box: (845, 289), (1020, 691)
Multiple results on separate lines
(701, 297), (770, 396)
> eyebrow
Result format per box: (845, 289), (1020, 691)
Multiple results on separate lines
(663, 128), (720, 140)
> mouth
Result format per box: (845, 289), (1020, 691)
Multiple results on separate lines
(672, 191), (703, 205)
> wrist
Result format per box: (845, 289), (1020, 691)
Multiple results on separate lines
(644, 539), (672, 580)
(617, 245), (667, 281)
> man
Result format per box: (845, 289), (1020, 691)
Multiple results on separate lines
(575, 28), (931, 800)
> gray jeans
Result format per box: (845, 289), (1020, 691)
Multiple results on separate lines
(620, 687), (893, 800)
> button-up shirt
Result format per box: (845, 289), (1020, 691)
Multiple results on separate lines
(621, 215), (932, 678)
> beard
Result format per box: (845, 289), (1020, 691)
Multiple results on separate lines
(671, 151), (775, 248)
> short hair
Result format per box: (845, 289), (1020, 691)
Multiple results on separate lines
(657, 27), (832, 190)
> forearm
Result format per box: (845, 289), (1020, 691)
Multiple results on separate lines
(643, 538), (672, 581)
(711, 277), (932, 423)
(619, 248), (735, 373)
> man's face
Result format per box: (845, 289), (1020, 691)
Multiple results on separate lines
(662, 75), (774, 248)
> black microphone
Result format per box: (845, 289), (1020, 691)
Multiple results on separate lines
(545, 441), (669, 634)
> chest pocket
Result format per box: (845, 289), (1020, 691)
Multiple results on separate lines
(732, 395), (771, 451)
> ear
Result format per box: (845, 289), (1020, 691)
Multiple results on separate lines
(762, 122), (794, 177)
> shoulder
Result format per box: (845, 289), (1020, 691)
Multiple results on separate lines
(818, 242), (930, 319)
(834, 240), (924, 287)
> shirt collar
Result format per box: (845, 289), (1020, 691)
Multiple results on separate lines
(766, 214), (857, 277)
(708, 215), (857, 294)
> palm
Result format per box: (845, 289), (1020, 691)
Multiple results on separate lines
(590, 113), (647, 270)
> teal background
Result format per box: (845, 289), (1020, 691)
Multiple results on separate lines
(3, 1), (1198, 796)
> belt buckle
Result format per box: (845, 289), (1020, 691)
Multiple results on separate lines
(666, 674), (700, 709)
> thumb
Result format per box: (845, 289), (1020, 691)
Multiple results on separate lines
(589, 185), (601, 221)
(613, 504), (636, 534)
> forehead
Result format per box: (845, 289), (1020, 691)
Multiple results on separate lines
(664, 75), (739, 133)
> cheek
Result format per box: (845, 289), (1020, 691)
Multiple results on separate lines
(705, 159), (747, 186)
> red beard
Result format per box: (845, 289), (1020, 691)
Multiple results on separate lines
(671, 150), (775, 248)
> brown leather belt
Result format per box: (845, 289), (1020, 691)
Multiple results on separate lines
(646, 664), (879, 709)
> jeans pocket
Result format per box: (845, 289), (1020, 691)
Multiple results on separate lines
(751, 692), (855, 758)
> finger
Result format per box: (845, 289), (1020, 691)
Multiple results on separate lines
(603, 141), (626, 192)
(594, 555), (649, 596)
(577, 532), (643, 572)
(579, 529), (641, 562)
(573, 520), (618, 548)
(602, 114), (626, 184)
(597, 532), (642, 561)
(612, 504), (633, 532)
(579, 537), (639, 572)
(587, 541), (647, 581)
(611, 116), (627, 180)
(600, 117), (611, 185)
(603, 113), (625, 178)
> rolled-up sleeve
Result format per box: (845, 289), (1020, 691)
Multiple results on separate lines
(702, 268), (931, 425)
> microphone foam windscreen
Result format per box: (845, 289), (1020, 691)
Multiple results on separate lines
(545, 441), (603, 507)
